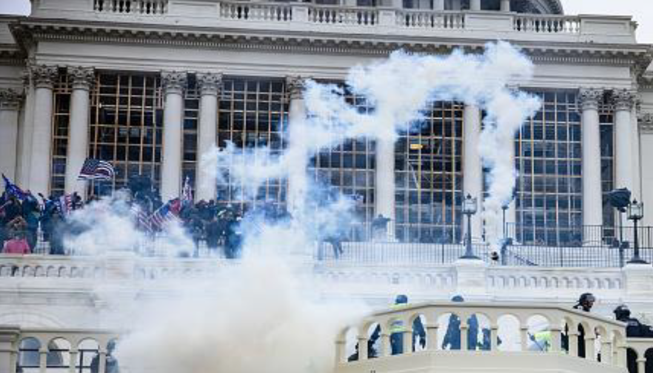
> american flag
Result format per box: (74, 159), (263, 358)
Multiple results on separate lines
(58, 194), (73, 216)
(149, 199), (182, 231)
(2, 174), (29, 201)
(77, 159), (115, 181)
(131, 204), (153, 233)
(181, 177), (193, 205)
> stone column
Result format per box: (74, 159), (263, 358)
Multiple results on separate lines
(160, 71), (187, 200)
(500, 0), (510, 11)
(463, 104), (483, 241)
(195, 72), (222, 202)
(578, 88), (604, 229)
(470, 0), (481, 10)
(613, 89), (637, 191)
(286, 76), (309, 214)
(65, 67), (94, 196)
(375, 137), (396, 240)
(631, 104), (641, 200)
(0, 89), (22, 183)
(17, 69), (35, 186)
(29, 65), (58, 197)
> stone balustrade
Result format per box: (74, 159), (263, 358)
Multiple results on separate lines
(27, 1), (638, 45)
(94, 0), (168, 15)
(335, 302), (630, 373)
(625, 338), (653, 373)
(2, 255), (652, 305)
(0, 327), (120, 373)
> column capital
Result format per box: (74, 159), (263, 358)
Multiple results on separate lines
(68, 66), (95, 91)
(30, 64), (58, 89)
(161, 71), (188, 95)
(577, 88), (603, 111)
(612, 89), (637, 111)
(197, 72), (223, 97)
(286, 76), (308, 100)
(0, 89), (22, 111)
(639, 112), (653, 133)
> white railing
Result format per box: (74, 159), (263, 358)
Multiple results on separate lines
(626, 338), (653, 373)
(336, 302), (627, 369)
(0, 327), (120, 373)
(308, 5), (378, 26)
(513, 14), (581, 34)
(396, 10), (465, 29)
(93, 0), (168, 15)
(220, 2), (292, 22)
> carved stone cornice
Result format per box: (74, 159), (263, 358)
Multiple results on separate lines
(577, 88), (603, 111)
(286, 76), (308, 100)
(0, 88), (22, 111)
(12, 22), (650, 65)
(68, 66), (95, 91)
(612, 89), (638, 111)
(196, 72), (223, 97)
(639, 113), (653, 133)
(161, 71), (187, 95)
(30, 64), (58, 89)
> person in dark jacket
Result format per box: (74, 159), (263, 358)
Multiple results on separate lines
(614, 305), (653, 338)
(443, 295), (479, 350)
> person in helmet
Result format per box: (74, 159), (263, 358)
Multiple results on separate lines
(573, 293), (596, 312)
(442, 295), (480, 350)
(614, 305), (653, 338)
(388, 294), (426, 355)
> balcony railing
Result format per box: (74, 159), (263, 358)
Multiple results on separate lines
(336, 302), (629, 373)
(220, 2), (293, 22)
(513, 14), (581, 34)
(308, 5), (378, 26)
(93, 0), (168, 15)
(0, 327), (120, 373)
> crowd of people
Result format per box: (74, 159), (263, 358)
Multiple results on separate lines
(0, 175), (306, 258)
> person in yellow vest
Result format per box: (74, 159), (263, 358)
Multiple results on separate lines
(389, 294), (426, 355)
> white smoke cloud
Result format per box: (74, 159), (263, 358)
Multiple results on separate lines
(301, 42), (541, 251)
(64, 41), (540, 373)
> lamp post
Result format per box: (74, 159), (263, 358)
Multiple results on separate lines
(461, 194), (480, 260)
(627, 200), (648, 264)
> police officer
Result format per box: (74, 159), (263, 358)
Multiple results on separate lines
(573, 293), (596, 312)
(389, 294), (426, 355)
(614, 305), (653, 338)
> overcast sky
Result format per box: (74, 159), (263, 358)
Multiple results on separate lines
(0, 0), (651, 43)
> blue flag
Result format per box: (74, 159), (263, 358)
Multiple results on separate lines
(2, 174), (28, 201)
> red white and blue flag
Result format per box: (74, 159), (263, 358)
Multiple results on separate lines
(58, 194), (73, 216)
(78, 159), (115, 181)
(149, 199), (182, 231)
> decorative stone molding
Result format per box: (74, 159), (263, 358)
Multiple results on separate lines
(30, 65), (58, 89)
(577, 88), (603, 111)
(639, 113), (653, 133)
(612, 89), (638, 111)
(68, 67), (95, 91)
(286, 76), (308, 100)
(196, 72), (223, 97)
(161, 71), (187, 95)
(0, 89), (22, 111)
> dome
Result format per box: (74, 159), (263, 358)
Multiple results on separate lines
(512, 0), (564, 14)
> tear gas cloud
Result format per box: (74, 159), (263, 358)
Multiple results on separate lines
(65, 41), (539, 373)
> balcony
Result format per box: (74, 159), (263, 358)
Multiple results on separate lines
(24, 0), (639, 45)
(335, 302), (646, 373)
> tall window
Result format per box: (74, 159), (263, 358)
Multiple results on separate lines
(88, 73), (164, 194)
(600, 98), (615, 230)
(183, 77), (199, 189)
(395, 101), (464, 243)
(216, 78), (289, 209)
(514, 91), (583, 246)
(309, 91), (376, 240)
(50, 72), (72, 196)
